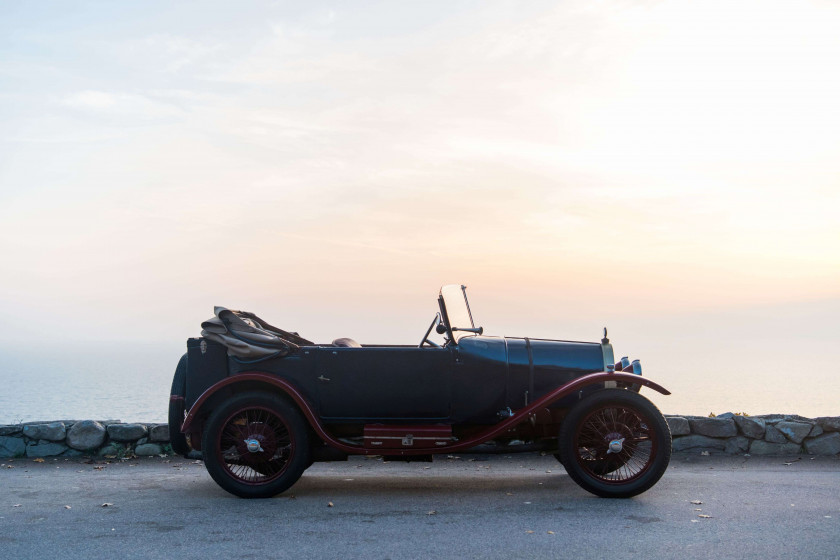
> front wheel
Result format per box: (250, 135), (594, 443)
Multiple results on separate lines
(558, 389), (671, 498)
(202, 391), (311, 498)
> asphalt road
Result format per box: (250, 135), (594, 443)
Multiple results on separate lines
(1, 453), (839, 560)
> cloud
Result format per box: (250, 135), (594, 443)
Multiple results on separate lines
(140, 34), (225, 72)
(60, 90), (185, 122)
(61, 90), (118, 109)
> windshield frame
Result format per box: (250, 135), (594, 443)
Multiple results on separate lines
(438, 284), (477, 344)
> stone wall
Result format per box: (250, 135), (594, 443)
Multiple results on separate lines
(2, 414), (840, 459)
(666, 413), (840, 455)
(0, 420), (171, 459)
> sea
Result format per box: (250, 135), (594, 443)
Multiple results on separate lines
(0, 342), (179, 425)
(1, 299), (838, 425)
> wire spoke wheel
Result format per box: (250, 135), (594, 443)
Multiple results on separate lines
(574, 404), (655, 483)
(558, 389), (671, 498)
(202, 392), (311, 498)
(217, 407), (294, 484)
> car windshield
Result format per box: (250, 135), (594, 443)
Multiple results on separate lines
(439, 284), (476, 342)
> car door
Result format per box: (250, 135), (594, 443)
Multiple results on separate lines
(315, 346), (453, 421)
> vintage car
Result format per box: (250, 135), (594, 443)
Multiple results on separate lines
(169, 285), (672, 499)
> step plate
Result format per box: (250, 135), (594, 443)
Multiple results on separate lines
(363, 424), (453, 449)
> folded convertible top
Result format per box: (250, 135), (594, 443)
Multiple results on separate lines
(200, 306), (314, 360)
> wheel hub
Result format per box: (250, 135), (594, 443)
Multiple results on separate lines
(607, 437), (625, 454)
(230, 422), (278, 463)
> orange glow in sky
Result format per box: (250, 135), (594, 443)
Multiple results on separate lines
(0, 0), (838, 416)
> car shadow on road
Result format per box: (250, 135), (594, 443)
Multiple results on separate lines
(292, 471), (571, 497)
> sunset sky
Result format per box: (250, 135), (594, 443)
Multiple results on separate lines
(1, 0), (838, 416)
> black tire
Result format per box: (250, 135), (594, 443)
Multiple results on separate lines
(555, 448), (631, 476)
(168, 354), (190, 457)
(554, 452), (625, 474)
(558, 389), (671, 498)
(201, 391), (311, 499)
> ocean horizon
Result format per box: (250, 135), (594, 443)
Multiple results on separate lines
(1, 305), (837, 425)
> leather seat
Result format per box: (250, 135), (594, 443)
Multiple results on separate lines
(332, 338), (362, 348)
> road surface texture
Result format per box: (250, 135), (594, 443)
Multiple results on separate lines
(2, 453), (838, 559)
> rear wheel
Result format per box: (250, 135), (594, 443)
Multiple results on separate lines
(558, 389), (671, 498)
(202, 391), (311, 498)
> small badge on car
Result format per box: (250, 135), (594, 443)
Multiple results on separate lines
(244, 439), (264, 453)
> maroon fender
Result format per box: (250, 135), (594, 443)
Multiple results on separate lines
(182, 371), (669, 456)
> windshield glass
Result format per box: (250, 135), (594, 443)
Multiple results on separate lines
(439, 284), (475, 342)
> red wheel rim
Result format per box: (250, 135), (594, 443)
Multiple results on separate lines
(215, 405), (295, 485)
(572, 404), (657, 484)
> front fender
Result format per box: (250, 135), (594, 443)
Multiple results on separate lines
(572, 371), (670, 396)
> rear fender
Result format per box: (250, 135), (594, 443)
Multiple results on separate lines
(180, 373), (318, 451)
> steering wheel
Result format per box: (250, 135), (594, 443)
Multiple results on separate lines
(419, 314), (442, 347)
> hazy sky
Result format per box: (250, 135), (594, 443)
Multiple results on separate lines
(1, 1), (838, 415)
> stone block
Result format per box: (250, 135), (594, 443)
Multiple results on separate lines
(688, 417), (737, 438)
(26, 440), (68, 458)
(672, 435), (726, 452)
(97, 444), (121, 457)
(0, 425), (22, 436)
(734, 416), (766, 439)
(107, 423), (147, 441)
(135, 443), (163, 456)
(61, 449), (86, 457)
(724, 436), (751, 454)
(749, 440), (801, 455)
(776, 421), (813, 444)
(716, 412), (735, 419)
(803, 433), (840, 455)
(66, 420), (106, 451)
(0, 436), (26, 458)
(816, 417), (840, 432)
(764, 425), (787, 443)
(756, 415), (785, 425)
(22, 422), (66, 442)
(666, 417), (690, 436)
(149, 424), (170, 442)
(809, 424), (823, 438)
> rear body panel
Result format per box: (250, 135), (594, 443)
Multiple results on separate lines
(185, 338), (228, 406)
